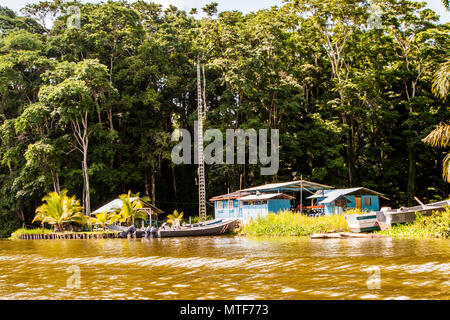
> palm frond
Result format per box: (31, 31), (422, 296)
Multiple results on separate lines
(32, 189), (85, 230)
(443, 152), (450, 183)
(422, 123), (450, 148)
(432, 59), (450, 100)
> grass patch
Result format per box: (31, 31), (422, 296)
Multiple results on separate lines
(377, 207), (450, 239)
(9, 228), (53, 240)
(240, 211), (349, 237)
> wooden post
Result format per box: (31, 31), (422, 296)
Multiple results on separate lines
(149, 209), (152, 228)
(300, 175), (303, 213)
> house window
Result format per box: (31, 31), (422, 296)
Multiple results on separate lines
(364, 197), (372, 206)
(228, 200), (233, 209)
(217, 201), (223, 209)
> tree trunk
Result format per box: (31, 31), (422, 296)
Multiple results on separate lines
(82, 155), (91, 216)
(51, 169), (61, 193)
(15, 209), (24, 222)
(171, 166), (177, 198)
(72, 114), (91, 216)
(55, 172), (60, 194)
(144, 171), (150, 197)
(107, 108), (114, 131)
(151, 169), (156, 205)
(342, 113), (358, 186)
(407, 144), (416, 206)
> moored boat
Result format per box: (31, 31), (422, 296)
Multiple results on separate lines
(111, 218), (239, 238)
(156, 218), (238, 238)
(375, 199), (450, 230)
(345, 212), (380, 233)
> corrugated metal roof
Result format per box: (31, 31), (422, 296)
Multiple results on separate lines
(307, 190), (333, 199)
(209, 191), (251, 202)
(238, 193), (294, 201)
(318, 187), (389, 204)
(241, 180), (334, 192)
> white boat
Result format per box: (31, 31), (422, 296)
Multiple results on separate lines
(345, 212), (380, 233)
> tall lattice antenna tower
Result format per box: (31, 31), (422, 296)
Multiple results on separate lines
(196, 56), (207, 222)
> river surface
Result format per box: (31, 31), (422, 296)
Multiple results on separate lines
(0, 236), (448, 300)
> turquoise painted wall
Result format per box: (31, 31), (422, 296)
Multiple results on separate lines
(213, 195), (380, 218)
(320, 195), (380, 215)
(361, 195), (379, 211)
(214, 199), (291, 221)
(268, 199), (291, 213)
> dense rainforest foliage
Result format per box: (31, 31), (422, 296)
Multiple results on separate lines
(0, 0), (448, 237)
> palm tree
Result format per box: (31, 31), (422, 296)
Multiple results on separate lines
(90, 210), (120, 231)
(167, 210), (184, 227)
(116, 191), (147, 226)
(33, 189), (85, 232)
(422, 123), (450, 182)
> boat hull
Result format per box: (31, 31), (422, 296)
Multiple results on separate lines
(157, 219), (238, 238)
(376, 199), (450, 230)
(345, 213), (380, 233)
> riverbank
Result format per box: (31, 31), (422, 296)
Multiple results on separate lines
(9, 207), (450, 240)
(9, 228), (119, 240)
(239, 211), (349, 237)
(239, 207), (450, 239)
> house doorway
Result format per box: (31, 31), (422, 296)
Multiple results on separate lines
(355, 196), (362, 210)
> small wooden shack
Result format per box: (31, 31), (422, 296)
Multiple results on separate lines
(239, 193), (294, 222)
(209, 191), (250, 220)
(307, 187), (388, 215)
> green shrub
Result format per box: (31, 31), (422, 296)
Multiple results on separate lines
(241, 211), (349, 237)
(343, 208), (367, 215)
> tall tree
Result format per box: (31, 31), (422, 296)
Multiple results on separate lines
(39, 59), (118, 215)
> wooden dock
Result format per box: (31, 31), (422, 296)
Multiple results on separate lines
(310, 232), (389, 239)
(20, 232), (122, 240)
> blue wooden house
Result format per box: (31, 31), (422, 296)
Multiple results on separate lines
(210, 192), (294, 223)
(210, 180), (332, 222)
(210, 191), (249, 220)
(306, 187), (388, 215)
(238, 193), (294, 222)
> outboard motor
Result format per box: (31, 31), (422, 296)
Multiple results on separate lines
(121, 225), (136, 238)
(145, 225), (158, 238)
(159, 222), (169, 230)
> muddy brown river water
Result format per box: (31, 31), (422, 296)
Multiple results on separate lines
(0, 236), (448, 299)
